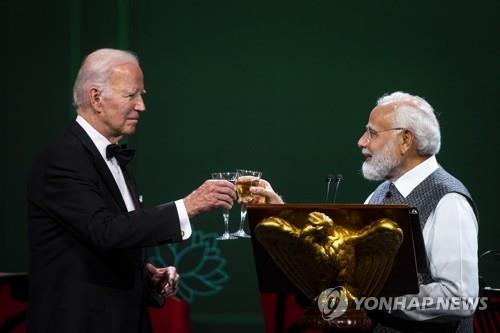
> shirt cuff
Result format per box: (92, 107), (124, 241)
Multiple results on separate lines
(175, 199), (192, 240)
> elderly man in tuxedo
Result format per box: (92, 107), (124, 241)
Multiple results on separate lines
(27, 48), (236, 333)
(252, 92), (478, 333)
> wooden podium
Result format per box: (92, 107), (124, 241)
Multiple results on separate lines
(247, 204), (427, 332)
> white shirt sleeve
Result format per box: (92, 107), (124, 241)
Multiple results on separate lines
(395, 193), (479, 321)
(364, 192), (374, 204)
(175, 199), (192, 240)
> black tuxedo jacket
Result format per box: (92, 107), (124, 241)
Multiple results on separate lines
(27, 121), (183, 333)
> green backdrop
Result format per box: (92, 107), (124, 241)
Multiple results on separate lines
(5, 0), (500, 331)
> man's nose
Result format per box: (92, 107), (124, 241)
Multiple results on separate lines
(135, 95), (146, 112)
(358, 132), (369, 148)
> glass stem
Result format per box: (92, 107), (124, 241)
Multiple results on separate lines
(223, 208), (230, 234)
(239, 204), (247, 231)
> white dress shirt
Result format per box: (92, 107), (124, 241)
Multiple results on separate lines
(76, 116), (192, 239)
(365, 156), (478, 320)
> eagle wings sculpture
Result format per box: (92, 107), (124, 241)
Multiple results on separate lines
(253, 211), (403, 302)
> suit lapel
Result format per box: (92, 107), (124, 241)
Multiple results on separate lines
(122, 165), (141, 208)
(68, 121), (128, 212)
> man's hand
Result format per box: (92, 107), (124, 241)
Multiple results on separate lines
(146, 263), (179, 299)
(247, 179), (284, 204)
(183, 179), (237, 218)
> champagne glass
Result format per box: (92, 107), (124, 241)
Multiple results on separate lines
(231, 169), (262, 238)
(211, 172), (238, 240)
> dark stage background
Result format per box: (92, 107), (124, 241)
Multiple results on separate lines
(5, 0), (500, 331)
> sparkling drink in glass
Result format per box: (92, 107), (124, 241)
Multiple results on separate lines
(232, 169), (262, 238)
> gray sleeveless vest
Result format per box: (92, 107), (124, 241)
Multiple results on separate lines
(368, 167), (478, 227)
(369, 166), (477, 333)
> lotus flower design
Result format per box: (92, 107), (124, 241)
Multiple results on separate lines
(148, 230), (229, 302)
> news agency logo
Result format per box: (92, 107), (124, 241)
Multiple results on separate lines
(351, 295), (488, 313)
(316, 286), (489, 322)
(317, 286), (349, 321)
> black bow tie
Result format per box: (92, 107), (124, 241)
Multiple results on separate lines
(106, 144), (135, 167)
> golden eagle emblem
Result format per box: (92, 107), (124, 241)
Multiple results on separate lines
(254, 211), (403, 301)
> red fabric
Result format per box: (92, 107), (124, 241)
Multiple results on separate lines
(260, 293), (321, 333)
(473, 295), (500, 333)
(0, 281), (192, 333)
(148, 297), (192, 333)
(0, 284), (28, 333)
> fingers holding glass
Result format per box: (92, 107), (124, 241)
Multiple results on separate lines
(249, 179), (284, 204)
(231, 169), (262, 238)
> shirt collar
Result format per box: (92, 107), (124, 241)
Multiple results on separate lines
(76, 115), (113, 161)
(393, 155), (439, 198)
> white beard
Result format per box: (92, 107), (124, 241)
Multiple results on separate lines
(362, 141), (400, 181)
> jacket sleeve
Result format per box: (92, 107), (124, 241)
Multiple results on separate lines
(29, 143), (183, 251)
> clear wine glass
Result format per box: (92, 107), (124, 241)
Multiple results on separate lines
(231, 169), (262, 238)
(211, 172), (238, 240)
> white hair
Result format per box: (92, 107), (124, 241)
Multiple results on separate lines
(72, 48), (139, 108)
(377, 91), (441, 156)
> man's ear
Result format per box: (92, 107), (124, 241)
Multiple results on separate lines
(89, 88), (103, 112)
(400, 129), (414, 155)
